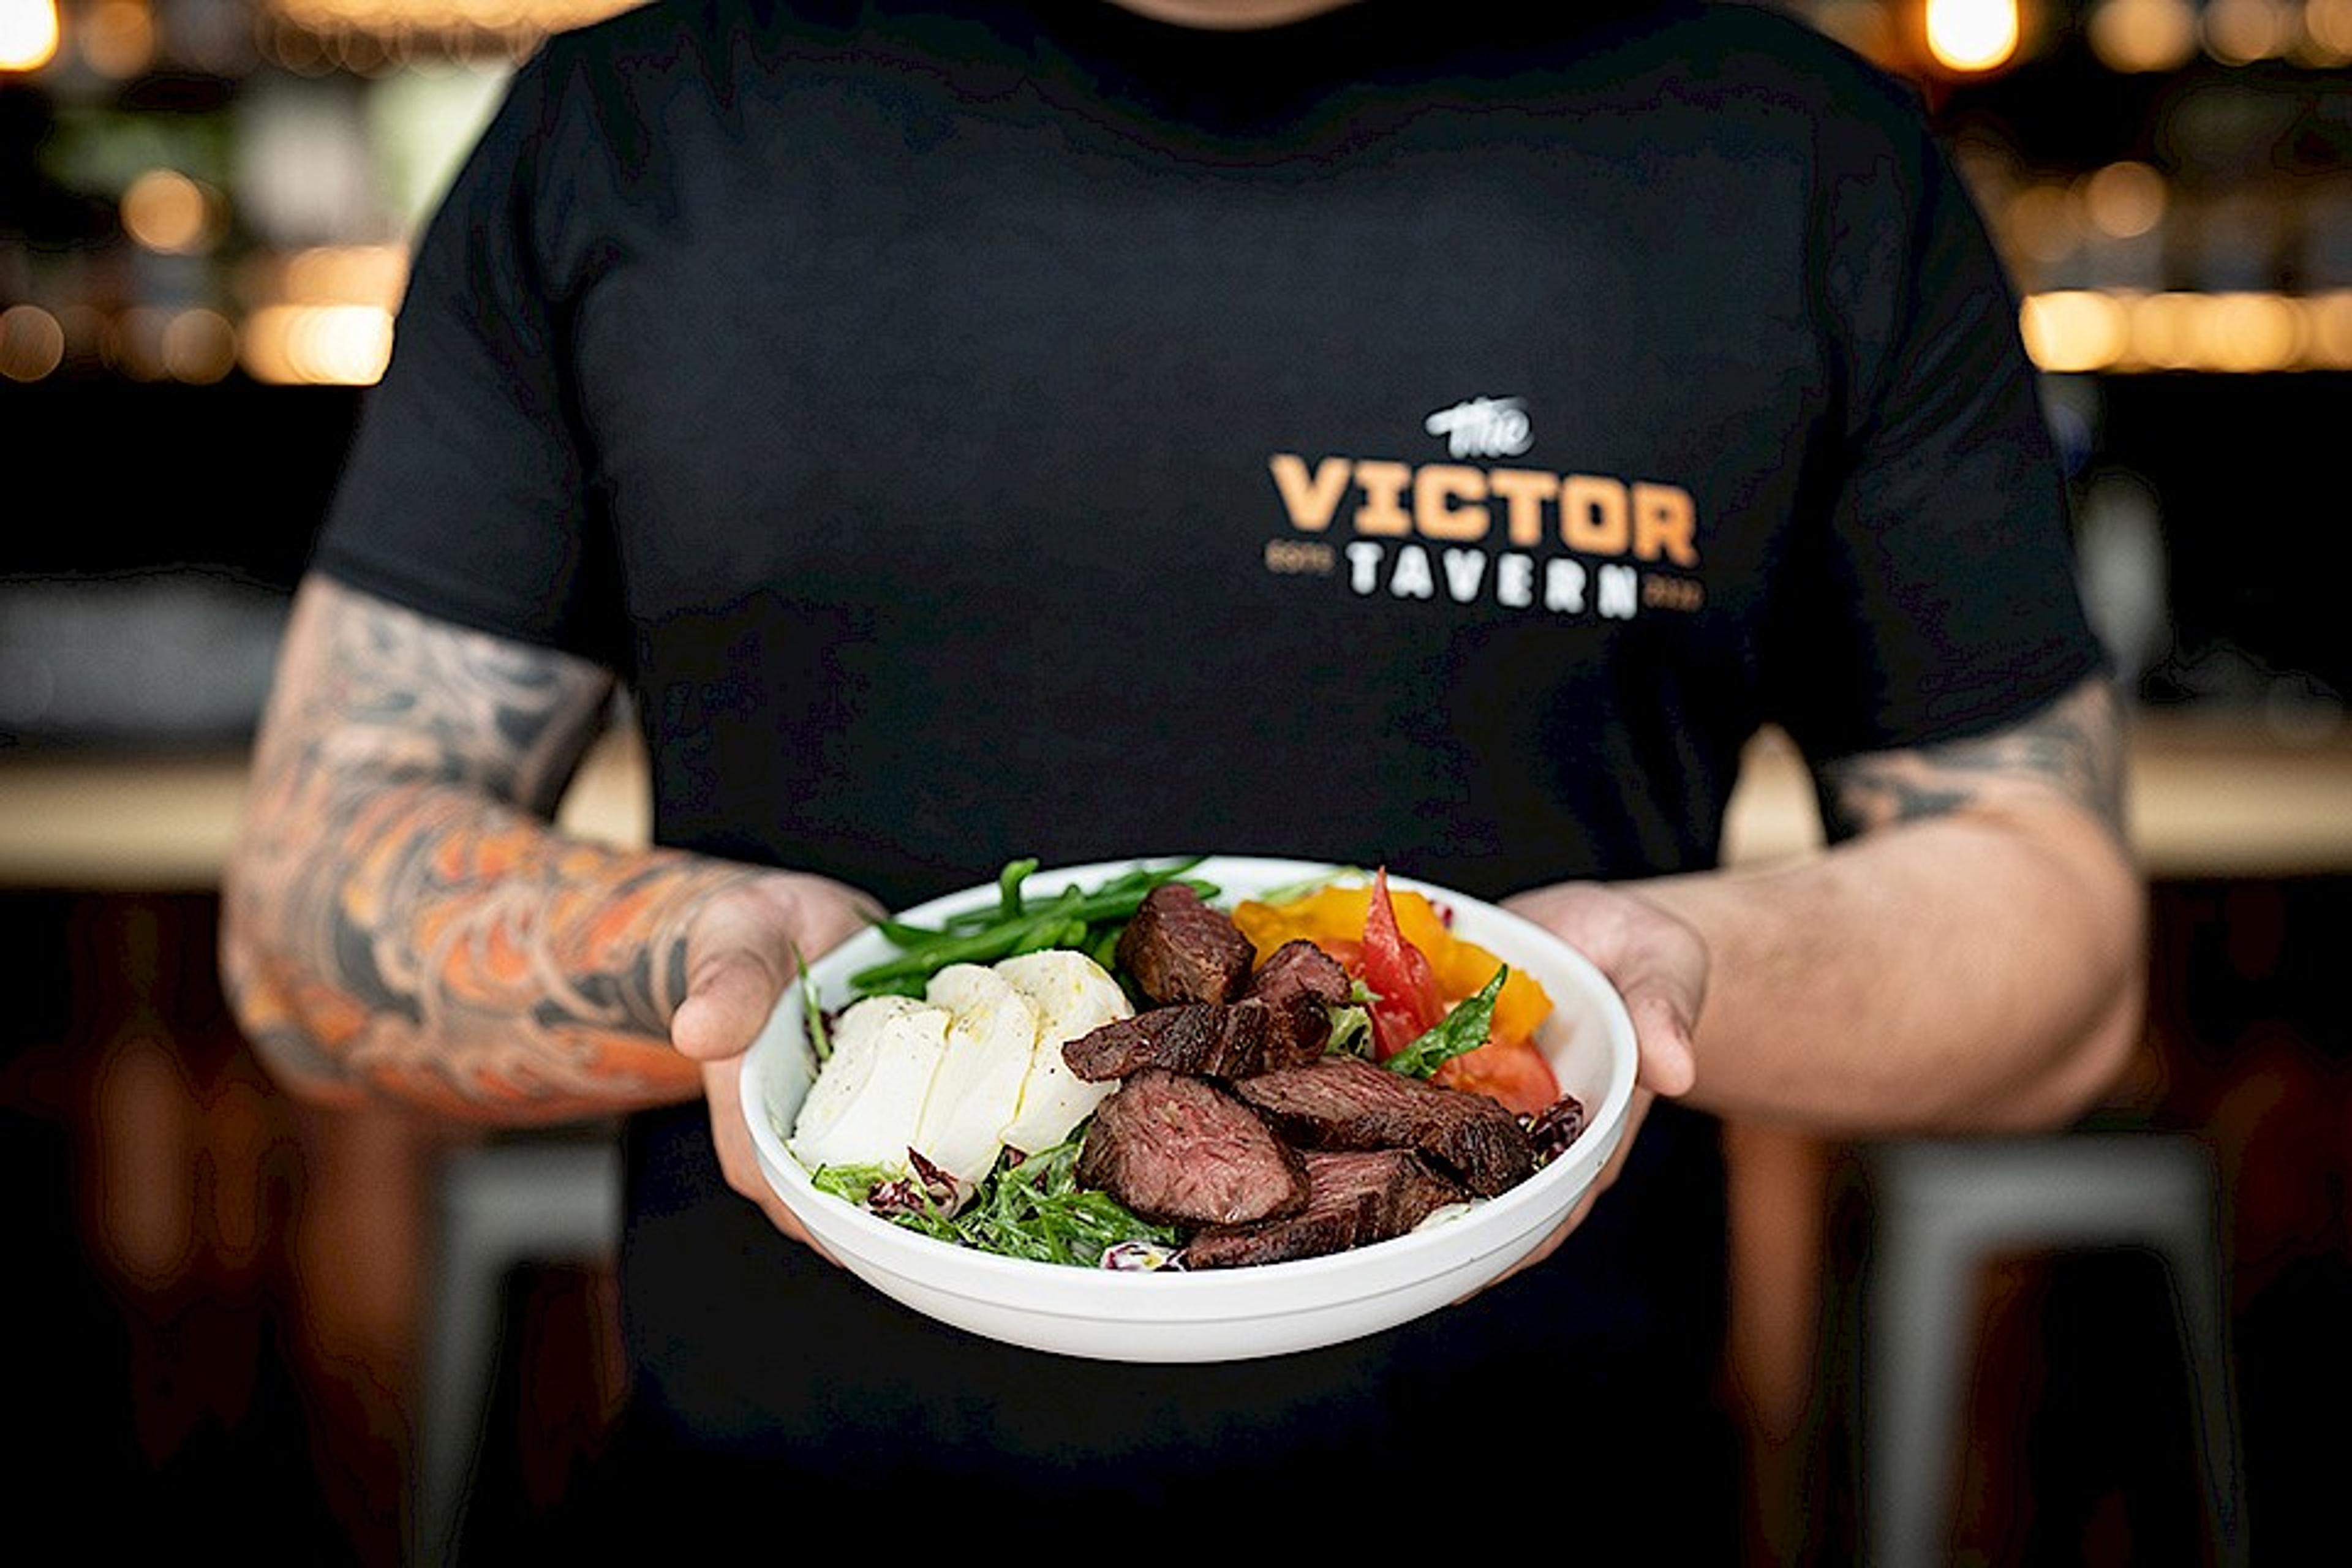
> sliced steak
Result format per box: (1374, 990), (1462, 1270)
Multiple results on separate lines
(1061, 998), (1277, 1081)
(1232, 1056), (1537, 1197)
(1240, 939), (1353, 1068)
(1116, 883), (1257, 1006)
(1074, 1069), (1308, 1226)
(1183, 1148), (1469, 1269)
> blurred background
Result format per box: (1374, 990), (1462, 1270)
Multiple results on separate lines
(2, 1), (2346, 1562)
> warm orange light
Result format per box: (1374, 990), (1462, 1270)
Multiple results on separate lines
(0, 304), (65, 382)
(81, 0), (156, 78)
(2309, 292), (2352, 368)
(2203, 0), (2289, 64)
(121, 170), (221, 255)
(281, 244), (409, 309)
(1924, 0), (2021, 72)
(241, 303), (394, 385)
(162, 309), (238, 383)
(2081, 162), (2168, 241)
(2086, 0), (2199, 72)
(2309, 0), (2352, 62)
(2005, 183), (2084, 266)
(2021, 292), (2131, 372)
(2199, 292), (2304, 372)
(2021, 289), (2342, 372)
(0, 0), (59, 72)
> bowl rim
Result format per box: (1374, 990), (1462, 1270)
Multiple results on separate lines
(739, 855), (1639, 1314)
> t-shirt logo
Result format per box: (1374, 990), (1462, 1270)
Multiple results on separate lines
(1259, 401), (1708, 619)
(1423, 396), (1532, 460)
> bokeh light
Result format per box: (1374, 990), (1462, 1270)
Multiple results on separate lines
(2082, 162), (2169, 241)
(121, 171), (224, 257)
(80, 0), (157, 78)
(0, 304), (67, 382)
(1925, 0), (2022, 72)
(0, 0), (59, 72)
(241, 303), (395, 385)
(2086, 0), (2201, 72)
(2203, 0), (2292, 64)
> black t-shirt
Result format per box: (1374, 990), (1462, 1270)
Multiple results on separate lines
(315, 0), (2099, 1547)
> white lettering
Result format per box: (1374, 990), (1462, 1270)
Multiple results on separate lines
(1344, 541), (1386, 595)
(1598, 564), (1639, 619)
(1390, 544), (1436, 600)
(1545, 558), (1587, 613)
(1441, 549), (1488, 603)
(1423, 396), (1533, 460)
(1496, 553), (1534, 608)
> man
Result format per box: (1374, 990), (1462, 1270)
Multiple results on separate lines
(222, 0), (2143, 1552)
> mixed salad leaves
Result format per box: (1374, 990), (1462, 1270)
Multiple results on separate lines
(789, 858), (1559, 1268)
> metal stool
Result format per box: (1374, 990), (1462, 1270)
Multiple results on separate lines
(413, 1133), (623, 1567)
(1861, 1133), (2247, 1568)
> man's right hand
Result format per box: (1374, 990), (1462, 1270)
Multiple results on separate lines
(671, 870), (882, 1250)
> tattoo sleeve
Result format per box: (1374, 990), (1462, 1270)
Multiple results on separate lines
(222, 578), (741, 1119)
(1814, 677), (2129, 848)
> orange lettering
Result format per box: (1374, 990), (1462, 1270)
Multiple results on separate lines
(1487, 469), (1558, 548)
(1632, 483), (1700, 566)
(1414, 464), (1489, 542)
(1560, 475), (1630, 555)
(1267, 453), (1352, 533)
(1354, 461), (1414, 537)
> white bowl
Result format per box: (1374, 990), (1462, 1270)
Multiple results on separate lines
(739, 856), (1638, 1363)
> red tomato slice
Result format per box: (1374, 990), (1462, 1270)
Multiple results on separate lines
(1361, 868), (1444, 1060)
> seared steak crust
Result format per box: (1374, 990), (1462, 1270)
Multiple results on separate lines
(1232, 1057), (1537, 1197)
(1182, 1148), (1469, 1269)
(1240, 940), (1352, 1068)
(1074, 1069), (1309, 1226)
(1061, 998), (1278, 1082)
(1117, 884), (1257, 1005)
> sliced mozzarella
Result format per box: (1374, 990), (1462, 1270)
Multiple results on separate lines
(992, 949), (1132, 1154)
(787, 994), (950, 1174)
(913, 963), (1042, 1186)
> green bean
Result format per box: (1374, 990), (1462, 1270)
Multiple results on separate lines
(845, 859), (1212, 995)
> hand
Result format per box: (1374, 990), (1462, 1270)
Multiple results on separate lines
(669, 870), (882, 1251)
(1494, 880), (1709, 1275)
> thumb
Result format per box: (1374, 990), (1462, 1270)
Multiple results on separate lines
(672, 943), (788, 1063)
(1625, 987), (1699, 1099)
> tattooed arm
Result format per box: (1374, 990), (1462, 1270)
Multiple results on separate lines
(220, 575), (876, 1206)
(1509, 675), (2144, 1139)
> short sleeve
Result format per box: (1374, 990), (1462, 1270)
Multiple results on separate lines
(311, 41), (628, 668)
(1762, 108), (2103, 760)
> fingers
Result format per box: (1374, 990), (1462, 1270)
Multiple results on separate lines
(1503, 880), (1706, 1100)
(671, 872), (880, 1065)
(672, 942), (788, 1063)
(700, 1057), (841, 1265)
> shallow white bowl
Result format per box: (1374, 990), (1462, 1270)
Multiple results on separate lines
(739, 856), (1638, 1363)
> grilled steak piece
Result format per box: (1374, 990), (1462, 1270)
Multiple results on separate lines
(1241, 940), (1352, 1068)
(1061, 999), (1280, 1081)
(1074, 1069), (1309, 1226)
(1232, 1057), (1537, 1197)
(1117, 884), (1257, 1006)
(1183, 1149), (1469, 1269)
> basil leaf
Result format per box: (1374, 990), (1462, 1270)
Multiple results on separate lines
(1385, 965), (1509, 1079)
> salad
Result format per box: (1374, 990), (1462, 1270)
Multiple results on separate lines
(786, 858), (1578, 1270)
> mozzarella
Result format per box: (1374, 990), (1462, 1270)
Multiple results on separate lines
(786, 994), (951, 1174)
(992, 949), (1131, 1154)
(913, 963), (1043, 1186)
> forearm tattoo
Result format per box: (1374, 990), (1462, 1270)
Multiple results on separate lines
(223, 580), (742, 1117)
(1815, 677), (2128, 848)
